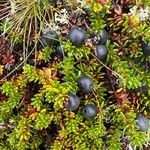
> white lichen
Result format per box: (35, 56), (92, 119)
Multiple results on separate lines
(42, 22), (59, 34)
(138, 6), (150, 21)
(54, 8), (69, 24)
(77, 0), (87, 7)
(129, 6), (150, 22)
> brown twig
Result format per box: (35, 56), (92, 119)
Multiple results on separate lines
(90, 52), (124, 80)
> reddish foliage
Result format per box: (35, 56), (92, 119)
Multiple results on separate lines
(2, 51), (15, 66)
(97, 0), (107, 4)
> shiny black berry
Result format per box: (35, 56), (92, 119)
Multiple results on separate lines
(142, 44), (150, 56)
(65, 93), (80, 111)
(40, 36), (48, 47)
(55, 45), (65, 59)
(68, 27), (86, 46)
(136, 116), (149, 132)
(99, 29), (108, 44)
(42, 31), (59, 46)
(77, 76), (93, 94)
(95, 45), (108, 61)
(82, 105), (97, 118)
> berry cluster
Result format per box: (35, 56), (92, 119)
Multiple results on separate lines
(41, 25), (149, 128)
(65, 76), (97, 118)
(40, 27), (98, 118)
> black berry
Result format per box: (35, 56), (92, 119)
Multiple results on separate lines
(40, 36), (48, 47)
(77, 76), (93, 94)
(95, 45), (108, 61)
(82, 105), (97, 118)
(55, 45), (65, 59)
(142, 44), (150, 56)
(42, 31), (59, 46)
(99, 29), (108, 44)
(65, 93), (80, 111)
(68, 27), (86, 46)
(136, 116), (149, 132)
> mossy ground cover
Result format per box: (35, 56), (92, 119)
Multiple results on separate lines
(0, 0), (150, 150)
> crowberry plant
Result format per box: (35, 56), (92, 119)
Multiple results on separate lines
(0, 0), (149, 150)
